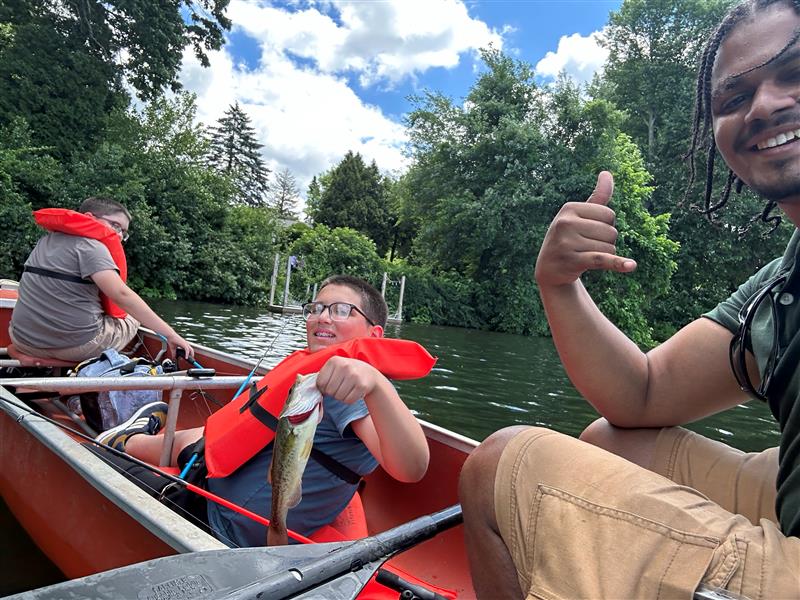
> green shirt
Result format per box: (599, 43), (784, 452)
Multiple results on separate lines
(705, 229), (800, 538)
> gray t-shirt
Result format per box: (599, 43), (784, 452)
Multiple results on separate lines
(11, 232), (119, 348)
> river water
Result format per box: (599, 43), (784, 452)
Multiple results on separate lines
(1, 299), (781, 594)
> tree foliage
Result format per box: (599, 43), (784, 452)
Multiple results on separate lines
(270, 168), (301, 218)
(0, 0), (230, 159)
(402, 48), (678, 342)
(308, 151), (393, 256)
(206, 102), (271, 206)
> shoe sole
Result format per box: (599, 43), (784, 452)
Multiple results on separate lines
(95, 401), (168, 445)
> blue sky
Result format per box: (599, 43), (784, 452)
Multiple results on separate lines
(177, 0), (622, 202)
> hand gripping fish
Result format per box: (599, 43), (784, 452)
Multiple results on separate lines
(267, 373), (323, 546)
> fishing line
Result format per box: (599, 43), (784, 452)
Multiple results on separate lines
(178, 317), (290, 480)
(231, 316), (290, 401)
(0, 394), (313, 544)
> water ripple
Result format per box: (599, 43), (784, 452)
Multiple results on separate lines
(150, 299), (781, 450)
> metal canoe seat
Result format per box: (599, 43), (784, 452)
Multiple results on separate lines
(5, 344), (76, 368)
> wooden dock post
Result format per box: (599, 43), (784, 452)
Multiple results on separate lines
(269, 253), (280, 306)
(282, 257), (292, 308)
(396, 275), (406, 321)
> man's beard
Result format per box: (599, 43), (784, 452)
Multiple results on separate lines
(747, 160), (800, 203)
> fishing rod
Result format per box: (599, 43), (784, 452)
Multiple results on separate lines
(0, 392), (313, 544)
(231, 317), (290, 401)
(179, 318), (289, 479)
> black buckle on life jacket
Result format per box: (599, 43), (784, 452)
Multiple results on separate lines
(243, 382), (361, 485)
(239, 381), (269, 414)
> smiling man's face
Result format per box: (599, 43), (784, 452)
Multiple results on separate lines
(712, 4), (800, 215)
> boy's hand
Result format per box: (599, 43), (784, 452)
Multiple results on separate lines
(316, 356), (380, 404)
(535, 171), (636, 288)
(166, 332), (195, 361)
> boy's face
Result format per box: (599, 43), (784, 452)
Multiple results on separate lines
(305, 283), (382, 352)
(711, 4), (800, 216)
(90, 211), (131, 242)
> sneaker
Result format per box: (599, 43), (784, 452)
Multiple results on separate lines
(95, 401), (168, 451)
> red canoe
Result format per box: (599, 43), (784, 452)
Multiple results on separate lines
(0, 284), (477, 598)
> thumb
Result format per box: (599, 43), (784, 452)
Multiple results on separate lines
(586, 171), (614, 206)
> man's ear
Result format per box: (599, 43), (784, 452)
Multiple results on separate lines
(370, 325), (384, 338)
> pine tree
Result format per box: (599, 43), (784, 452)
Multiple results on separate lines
(269, 167), (300, 218)
(206, 102), (270, 206)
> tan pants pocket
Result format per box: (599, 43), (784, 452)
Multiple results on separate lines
(700, 536), (746, 598)
(521, 485), (720, 600)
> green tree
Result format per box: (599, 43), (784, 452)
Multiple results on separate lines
(0, 1), (230, 158)
(0, 119), (65, 279)
(600, 0), (730, 168)
(57, 93), (279, 304)
(0, 2), (127, 157)
(306, 176), (322, 224)
(310, 151), (393, 257)
(270, 168), (301, 218)
(285, 224), (383, 300)
(206, 102), (271, 206)
(403, 49), (678, 342)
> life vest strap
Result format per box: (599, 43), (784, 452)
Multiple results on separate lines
(23, 266), (91, 285)
(251, 400), (362, 485)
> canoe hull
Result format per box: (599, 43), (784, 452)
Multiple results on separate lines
(0, 320), (477, 597)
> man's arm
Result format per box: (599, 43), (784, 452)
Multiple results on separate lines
(90, 269), (195, 360)
(316, 356), (430, 482)
(536, 172), (748, 428)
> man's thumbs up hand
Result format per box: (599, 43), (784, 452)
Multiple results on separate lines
(535, 171), (637, 288)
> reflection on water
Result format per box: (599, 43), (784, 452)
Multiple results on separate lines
(153, 299), (781, 452)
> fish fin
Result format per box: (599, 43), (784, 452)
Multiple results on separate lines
(280, 374), (323, 418)
(288, 482), (302, 508)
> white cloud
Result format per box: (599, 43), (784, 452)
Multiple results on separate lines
(229, 0), (503, 85)
(178, 0), (504, 209)
(534, 31), (608, 85)
(181, 46), (407, 201)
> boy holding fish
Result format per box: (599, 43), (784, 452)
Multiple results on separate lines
(97, 274), (430, 547)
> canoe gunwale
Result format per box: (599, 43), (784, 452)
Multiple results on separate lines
(0, 385), (225, 554)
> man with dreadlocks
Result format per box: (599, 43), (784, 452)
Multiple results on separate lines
(458, 1), (800, 598)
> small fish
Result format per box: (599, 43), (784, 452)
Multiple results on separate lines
(267, 372), (323, 546)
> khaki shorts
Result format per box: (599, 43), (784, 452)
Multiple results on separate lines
(10, 314), (140, 363)
(495, 427), (800, 599)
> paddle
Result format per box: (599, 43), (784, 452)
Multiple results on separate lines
(9, 504), (463, 600)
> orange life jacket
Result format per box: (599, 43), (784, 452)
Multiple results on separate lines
(205, 337), (437, 478)
(33, 208), (128, 319)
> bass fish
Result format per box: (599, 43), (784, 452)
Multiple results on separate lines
(267, 372), (323, 546)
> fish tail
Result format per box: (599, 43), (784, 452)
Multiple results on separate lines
(267, 522), (289, 546)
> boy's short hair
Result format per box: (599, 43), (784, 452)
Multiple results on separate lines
(78, 197), (132, 221)
(319, 274), (388, 328)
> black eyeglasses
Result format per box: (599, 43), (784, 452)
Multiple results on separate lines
(99, 216), (130, 242)
(302, 301), (375, 326)
(729, 272), (788, 402)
